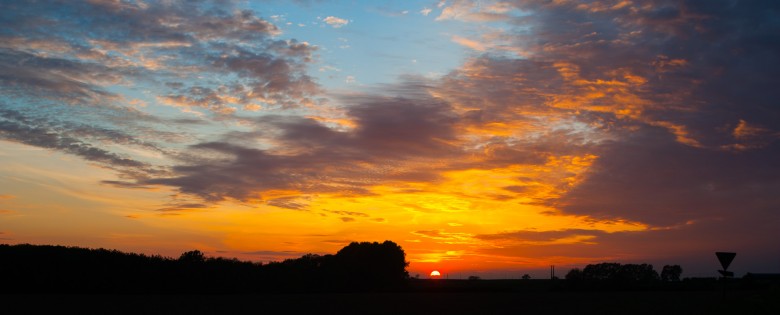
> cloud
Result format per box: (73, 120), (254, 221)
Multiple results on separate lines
(143, 85), (463, 202)
(0, 107), (151, 169)
(156, 202), (210, 213)
(323, 16), (349, 28)
(436, 0), (512, 22)
(551, 126), (780, 227)
(477, 229), (606, 241)
(420, 8), (433, 16)
(0, 0), (320, 183)
(325, 210), (369, 217)
(267, 196), (311, 210)
(100, 181), (155, 190)
(1, 0), (318, 115)
(412, 230), (475, 244)
(450, 35), (486, 51)
(443, 1), (780, 232)
(431, 0), (780, 269)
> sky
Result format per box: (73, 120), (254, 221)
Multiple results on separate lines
(1, 0), (779, 279)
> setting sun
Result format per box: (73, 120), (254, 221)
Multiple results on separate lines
(430, 270), (441, 277)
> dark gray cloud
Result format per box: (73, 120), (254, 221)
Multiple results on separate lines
(552, 126), (780, 227)
(446, 1), (780, 233)
(144, 87), (463, 201)
(511, 0), (780, 148)
(427, 0), (780, 223)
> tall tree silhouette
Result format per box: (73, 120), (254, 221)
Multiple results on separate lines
(333, 241), (409, 288)
(661, 265), (683, 282)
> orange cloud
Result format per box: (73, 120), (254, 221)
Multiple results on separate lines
(451, 35), (486, 51)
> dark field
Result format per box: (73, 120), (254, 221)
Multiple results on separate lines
(2, 281), (778, 315)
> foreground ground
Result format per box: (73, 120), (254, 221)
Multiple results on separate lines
(2, 287), (778, 315)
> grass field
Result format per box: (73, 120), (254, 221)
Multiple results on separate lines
(2, 281), (778, 314)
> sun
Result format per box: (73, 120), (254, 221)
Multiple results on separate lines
(430, 270), (441, 277)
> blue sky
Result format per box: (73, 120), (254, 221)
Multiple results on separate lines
(252, 1), (473, 89)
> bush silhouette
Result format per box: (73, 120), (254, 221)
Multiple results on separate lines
(580, 262), (659, 282)
(565, 262), (664, 289)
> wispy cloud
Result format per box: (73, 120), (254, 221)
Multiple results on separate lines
(450, 35), (486, 51)
(323, 16), (349, 28)
(436, 0), (512, 22)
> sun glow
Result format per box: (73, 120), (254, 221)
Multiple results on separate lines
(430, 270), (441, 277)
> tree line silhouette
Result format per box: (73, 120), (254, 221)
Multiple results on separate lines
(564, 262), (686, 290)
(5, 242), (771, 293)
(0, 241), (408, 293)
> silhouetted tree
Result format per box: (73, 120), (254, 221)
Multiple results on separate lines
(178, 250), (205, 263)
(0, 241), (410, 293)
(615, 263), (659, 282)
(661, 264), (682, 281)
(332, 240), (409, 288)
(522, 274), (531, 280)
(468, 275), (481, 280)
(579, 262), (658, 281)
(565, 268), (583, 281)
(565, 262), (660, 289)
(583, 263), (620, 280)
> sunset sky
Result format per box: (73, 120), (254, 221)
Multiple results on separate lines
(1, 0), (778, 278)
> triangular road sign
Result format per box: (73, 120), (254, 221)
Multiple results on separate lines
(716, 252), (736, 270)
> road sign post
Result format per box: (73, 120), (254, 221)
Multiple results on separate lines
(715, 252), (736, 300)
